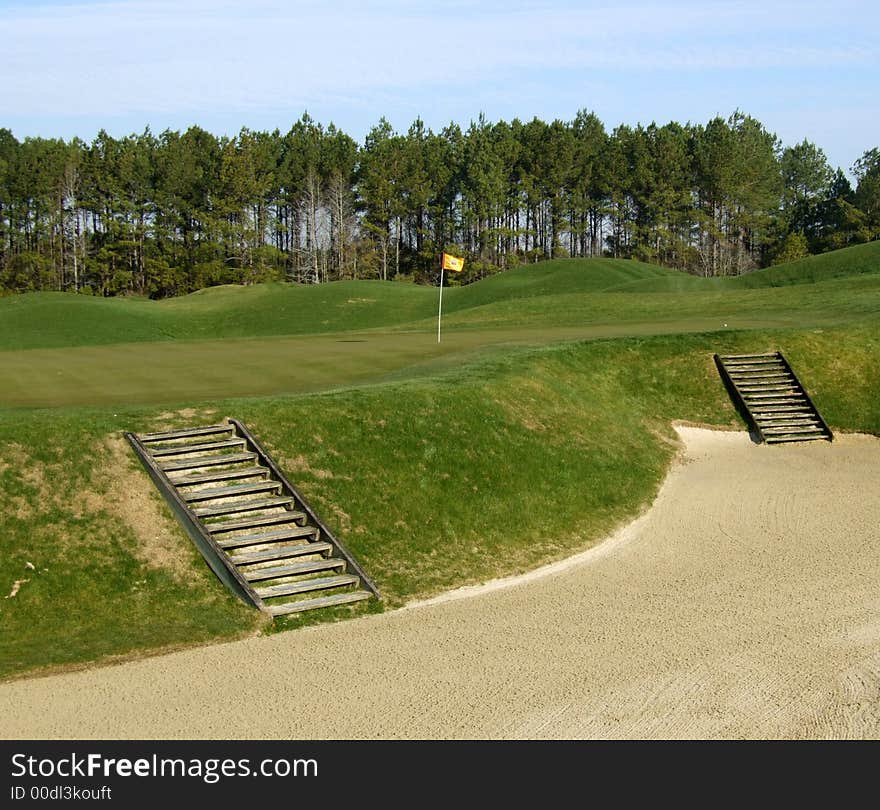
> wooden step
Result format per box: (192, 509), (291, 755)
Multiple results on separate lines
(215, 525), (318, 549)
(727, 370), (791, 378)
(267, 590), (372, 616)
(721, 359), (782, 368)
(229, 541), (333, 565)
(140, 424), (232, 442)
(744, 396), (805, 403)
(169, 466), (269, 486)
(207, 511), (308, 534)
(754, 414), (820, 423)
(256, 574), (359, 599)
(753, 414), (814, 420)
(727, 375), (793, 384)
(752, 404), (812, 412)
(193, 496), (294, 518)
(129, 416), (379, 616)
(719, 353), (779, 361)
(725, 360), (784, 367)
(160, 452), (257, 471)
(765, 435), (828, 444)
(243, 558), (346, 582)
(182, 480), (281, 502)
(149, 438), (246, 457)
(757, 416), (820, 427)
(736, 384), (798, 393)
(762, 425), (828, 435)
(741, 390), (803, 398)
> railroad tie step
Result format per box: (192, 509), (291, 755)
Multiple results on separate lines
(754, 412), (816, 419)
(723, 358), (784, 365)
(148, 438), (246, 457)
(719, 353), (780, 361)
(159, 452), (257, 471)
(242, 558), (346, 582)
(182, 480), (281, 502)
(128, 417), (379, 614)
(255, 573), (359, 599)
(751, 401), (811, 408)
(726, 369), (791, 377)
(750, 405), (813, 413)
(206, 511), (308, 534)
(168, 466), (269, 486)
(215, 525), (319, 549)
(139, 424), (233, 442)
(761, 425), (827, 435)
(193, 496), (295, 518)
(736, 385), (799, 393)
(756, 417), (820, 429)
(267, 590), (373, 616)
(765, 435), (827, 444)
(721, 360), (783, 369)
(728, 366), (786, 372)
(716, 351), (832, 446)
(728, 376), (793, 385)
(743, 395), (809, 402)
(228, 541), (333, 565)
(741, 391), (803, 400)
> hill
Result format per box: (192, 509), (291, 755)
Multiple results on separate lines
(1, 241), (878, 355)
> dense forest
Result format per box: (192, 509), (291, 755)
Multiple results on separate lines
(0, 110), (878, 297)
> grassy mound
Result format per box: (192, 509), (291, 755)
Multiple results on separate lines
(3, 241), (876, 353)
(604, 240), (880, 292)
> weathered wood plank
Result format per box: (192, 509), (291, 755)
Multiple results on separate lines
(267, 590), (372, 616)
(193, 496), (294, 518)
(159, 452), (256, 471)
(242, 558), (345, 581)
(149, 438), (246, 457)
(255, 574), (358, 599)
(215, 525), (318, 549)
(139, 424), (232, 442)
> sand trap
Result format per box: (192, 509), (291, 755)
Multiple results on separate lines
(3, 426), (880, 739)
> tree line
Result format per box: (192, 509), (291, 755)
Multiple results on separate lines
(0, 110), (878, 296)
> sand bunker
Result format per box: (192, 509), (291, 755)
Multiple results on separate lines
(2, 426), (879, 739)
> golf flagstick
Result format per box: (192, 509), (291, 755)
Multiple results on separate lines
(437, 261), (444, 344)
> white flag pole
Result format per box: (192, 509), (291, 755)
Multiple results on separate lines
(437, 263), (445, 344)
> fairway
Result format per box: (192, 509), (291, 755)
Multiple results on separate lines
(3, 241), (880, 408)
(0, 320), (809, 409)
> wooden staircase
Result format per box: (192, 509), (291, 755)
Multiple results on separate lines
(125, 419), (379, 616)
(714, 352), (833, 445)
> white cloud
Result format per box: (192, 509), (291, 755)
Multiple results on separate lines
(1, 0), (876, 118)
(0, 0), (877, 170)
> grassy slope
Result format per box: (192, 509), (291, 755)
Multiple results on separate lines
(605, 240), (880, 292)
(3, 240), (877, 352)
(0, 410), (262, 678)
(2, 243), (879, 679)
(2, 242), (879, 410)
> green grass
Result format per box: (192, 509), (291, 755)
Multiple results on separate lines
(0, 409), (262, 679)
(1, 242), (879, 679)
(3, 244), (880, 410)
(3, 240), (878, 353)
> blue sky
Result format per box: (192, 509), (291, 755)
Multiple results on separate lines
(1, 0), (877, 172)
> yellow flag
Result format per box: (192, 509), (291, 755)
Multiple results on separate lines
(442, 253), (465, 272)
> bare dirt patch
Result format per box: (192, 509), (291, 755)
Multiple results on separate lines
(97, 436), (192, 579)
(280, 453), (336, 480)
(0, 436), (191, 578)
(150, 407), (218, 430)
